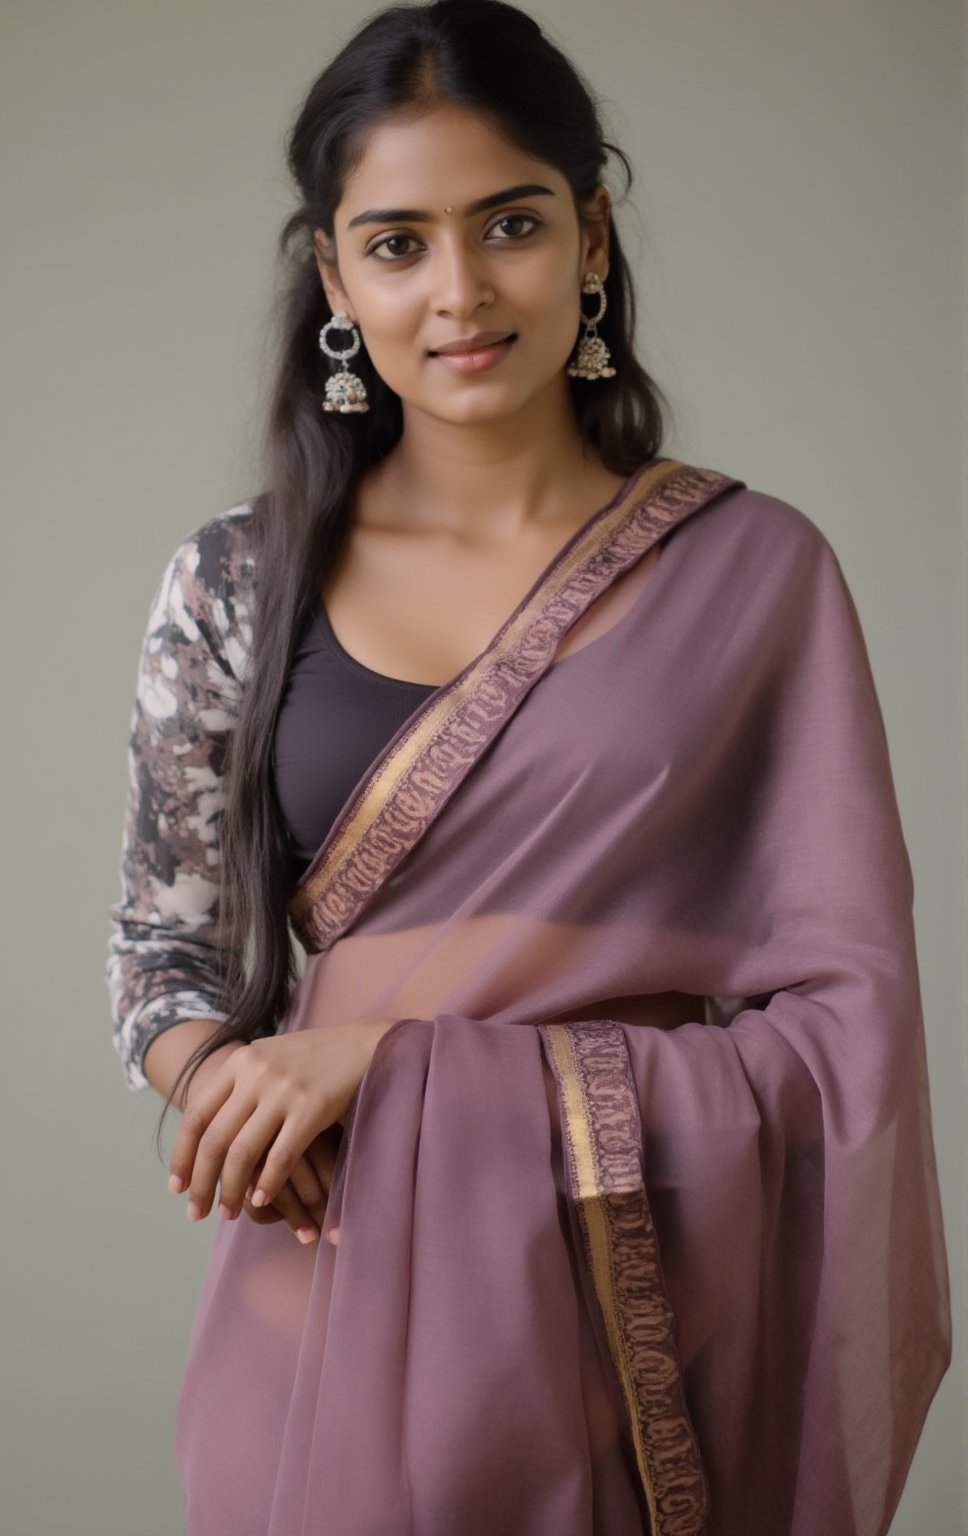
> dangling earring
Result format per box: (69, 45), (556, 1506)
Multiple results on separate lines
(566, 273), (616, 380)
(318, 310), (370, 413)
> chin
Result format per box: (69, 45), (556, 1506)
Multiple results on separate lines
(393, 377), (519, 421)
(412, 372), (568, 425)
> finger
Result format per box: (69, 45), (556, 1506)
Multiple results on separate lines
(241, 1157), (325, 1231)
(243, 1150), (317, 1239)
(168, 1072), (237, 1196)
(212, 1102), (294, 1219)
(286, 1154), (329, 1234)
(240, 1164), (313, 1234)
(249, 1115), (321, 1211)
(251, 1181), (319, 1245)
(237, 1155), (285, 1225)
(188, 1100), (281, 1220)
(305, 1132), (342, 1244)
(304, 1128), (341, 1195)
(240, 1196), (286, 1226)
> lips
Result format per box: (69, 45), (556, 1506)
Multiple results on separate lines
(430, 336), (517, 375)
(430, 331), (516, 355)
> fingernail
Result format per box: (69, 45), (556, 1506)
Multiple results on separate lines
(187, 1201), (202, 1221)
(251, 1189), (267, 1208)
(218, 1203), (233, 1220)
(169, 1174), (184, 1193)
(327, 1226), (340, 1246)
(295, 1226), (318, 1244)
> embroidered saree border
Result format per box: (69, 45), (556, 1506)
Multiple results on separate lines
(539, 1021), (709, 1536)
(288, 460), (739, 953)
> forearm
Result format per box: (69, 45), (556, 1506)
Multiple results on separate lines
(144, 1015), (398, 1113)
(143, 1018), (242, 1110)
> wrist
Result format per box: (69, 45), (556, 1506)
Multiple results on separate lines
(143, 1019), (241, 1107)
(178, 1040), (245, 1112)
(355, 1015), (398, 1062)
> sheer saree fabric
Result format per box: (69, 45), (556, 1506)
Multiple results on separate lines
(173, 460), (950, 1536)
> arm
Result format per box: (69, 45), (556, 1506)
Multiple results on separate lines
(106, 511), (362, 1247)
(142, 1018), (242, 1109)
(105, 508), (254, 1092)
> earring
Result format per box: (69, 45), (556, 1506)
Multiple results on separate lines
(566, 273), (616, 380)
(318, 310), (370, 413)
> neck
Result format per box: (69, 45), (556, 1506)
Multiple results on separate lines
(377, 376), (618, 539)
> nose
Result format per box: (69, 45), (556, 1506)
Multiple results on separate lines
(430, 232), (494, 316)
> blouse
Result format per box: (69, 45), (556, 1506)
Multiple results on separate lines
(106, 501), (434, 1091)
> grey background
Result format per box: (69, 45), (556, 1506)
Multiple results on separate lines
(1, 1), (963, 1532)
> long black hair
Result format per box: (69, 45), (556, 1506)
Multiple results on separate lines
(156, 0), (672, 1144)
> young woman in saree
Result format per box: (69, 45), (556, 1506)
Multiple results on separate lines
(105, 2), (950, 1532)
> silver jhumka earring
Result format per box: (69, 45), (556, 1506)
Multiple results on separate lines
(566, 273), (616, 380)
(318, 310), (370, 413)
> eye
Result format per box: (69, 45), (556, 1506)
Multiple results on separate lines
(366, 233), (421, 262)
(486, 213), (542, 241)
(365, 212), (542, 263)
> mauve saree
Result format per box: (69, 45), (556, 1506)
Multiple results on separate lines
(173, 458), (950, 1536)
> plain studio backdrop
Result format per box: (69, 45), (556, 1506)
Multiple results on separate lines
(0, 2), (963, 1532)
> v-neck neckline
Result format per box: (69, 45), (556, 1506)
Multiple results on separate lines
(315, 458), (654, 692)
(288, 457), (749, 943)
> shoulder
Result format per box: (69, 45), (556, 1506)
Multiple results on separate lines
(683, 472), (846, 596)
(676, 473), (871, 696)
(164, 500), (258, 601)
(147, 500), (259, 684)
(695, 474), (833, 555)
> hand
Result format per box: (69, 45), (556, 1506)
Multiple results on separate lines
(240, 1125), (345, 1247)
(168, 1018), (396, 1233)
(168, 1040), (342, 1244)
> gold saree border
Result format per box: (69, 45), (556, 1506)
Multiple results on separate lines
(288, 459), (741, 954)
(539, 1021), (709, 1536)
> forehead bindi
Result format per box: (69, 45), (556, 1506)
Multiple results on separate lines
(338, 109), (562, 230)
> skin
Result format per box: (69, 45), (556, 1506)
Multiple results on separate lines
(163, 1019), (397, 1248)
(313, 100), (621, 545)
(146, 1029), (337, 1243)
(162, 100), (627, 1248)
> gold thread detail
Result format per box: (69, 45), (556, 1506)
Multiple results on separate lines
(542, 1023), (660, 1531)
(289, 458), (682, 925)
(288, 459), (742, 954)
(539, 1020), (710, 1536)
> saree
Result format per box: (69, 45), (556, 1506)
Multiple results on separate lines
(173, 458), (950, 1536)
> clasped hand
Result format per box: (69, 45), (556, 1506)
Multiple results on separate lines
(168, 1019), (396, 1246)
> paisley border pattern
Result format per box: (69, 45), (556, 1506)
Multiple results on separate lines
(539, 1021), (709, 1536)
(288, 460), (741, 953)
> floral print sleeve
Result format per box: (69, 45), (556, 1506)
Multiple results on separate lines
(105, 504), (257, 1090)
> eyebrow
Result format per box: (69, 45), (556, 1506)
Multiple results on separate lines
(346, 183), (556, 230)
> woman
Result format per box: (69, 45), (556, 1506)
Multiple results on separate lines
(105, 3), (951, 1532)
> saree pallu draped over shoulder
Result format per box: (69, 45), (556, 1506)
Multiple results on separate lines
(174, 459), (950, 1536)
